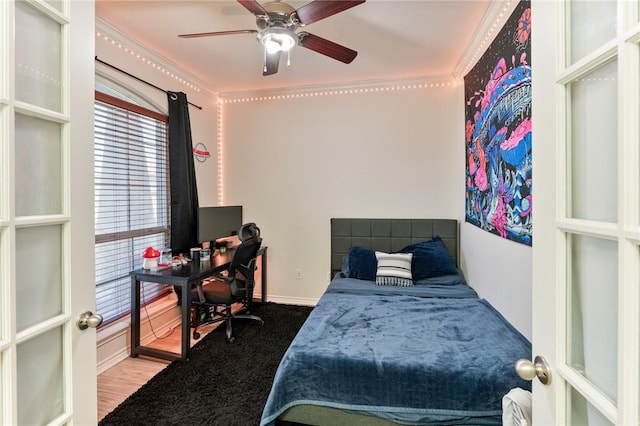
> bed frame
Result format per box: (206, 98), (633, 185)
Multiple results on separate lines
(276, 218), (461, 426)
(330, 218), (459, 277)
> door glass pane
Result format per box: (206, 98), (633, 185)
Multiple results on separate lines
(44, 0), (63, 12)
(15, 1), (62, 112)
(569, 59), (617, 222)
(15, 225), (62, 332)
(569, 234), (618, 401)
(568, 387), (614, 426)
(569, 1), (616, 65)
(15, 113), (62, 216)
(16, 327), (64, 425)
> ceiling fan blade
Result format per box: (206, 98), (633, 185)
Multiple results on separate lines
(295, 0), (365, 25)
(237, 0), (268, 16)
(179, 29), (258, 38)
(263, 51), (281, 76)
(298, 32), (358, 64)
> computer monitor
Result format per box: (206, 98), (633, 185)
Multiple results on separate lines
(197, 205), (243, 245)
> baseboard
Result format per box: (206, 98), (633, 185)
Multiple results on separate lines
(96, 321), (130, 374)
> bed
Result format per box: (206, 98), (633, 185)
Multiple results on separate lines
(260, 218), (531, 426)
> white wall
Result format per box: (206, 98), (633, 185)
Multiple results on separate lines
(223, 84), (463, 302)
(460, 223), (532, 339)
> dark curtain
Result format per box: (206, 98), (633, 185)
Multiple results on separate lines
(168, 91), (199, 256)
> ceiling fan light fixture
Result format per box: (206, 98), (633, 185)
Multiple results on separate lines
(180, 0), (366, 76)
(260, 28), (297, 53)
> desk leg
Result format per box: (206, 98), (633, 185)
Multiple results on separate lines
(261, 250), (267, 303)
(130, 276), (141, 357)
(181, 284), (190, 360)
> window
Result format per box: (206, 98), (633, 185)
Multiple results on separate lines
(94, 91), (170, 325)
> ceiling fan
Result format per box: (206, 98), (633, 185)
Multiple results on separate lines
(178, 0), (365, 76)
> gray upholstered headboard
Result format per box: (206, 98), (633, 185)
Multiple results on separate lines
(330, 218), (459, 277)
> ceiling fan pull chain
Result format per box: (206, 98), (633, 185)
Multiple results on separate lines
(287, 50), (291, 67)
(263, 47), (268, 73)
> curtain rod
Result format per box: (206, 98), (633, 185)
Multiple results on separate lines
(95, 56), (203, 110)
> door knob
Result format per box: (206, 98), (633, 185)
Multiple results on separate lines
(516, 355), (552, 385)
(76, 311), (104, 330)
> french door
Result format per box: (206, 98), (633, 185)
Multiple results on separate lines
(0, 0), (98, 424)
(531, 0), (640, 424)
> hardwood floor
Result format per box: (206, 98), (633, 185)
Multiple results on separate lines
(97, 320), (221, 421)
(98, 356), (168, 421)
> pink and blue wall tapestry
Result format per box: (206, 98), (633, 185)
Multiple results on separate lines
(464, 0), (532, 246)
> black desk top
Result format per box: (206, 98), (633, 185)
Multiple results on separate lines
(131, 253), (232, 281)
(130, 246), (267, 282)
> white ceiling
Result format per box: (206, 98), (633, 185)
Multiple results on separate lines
(95, 0), (492, 94)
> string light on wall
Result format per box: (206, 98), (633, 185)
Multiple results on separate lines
(96, 31), (201, 93)
(215, 81), (460, 204)
(220, 80), (460, 104)
(217, 98), (224, 205)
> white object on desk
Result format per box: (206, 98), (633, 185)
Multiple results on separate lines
(142, 258), (158, 269)
(141, 246), (161, 270)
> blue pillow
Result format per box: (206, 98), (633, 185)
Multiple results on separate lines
(347, 246), (377, 281)
(397, 237), (458, 279)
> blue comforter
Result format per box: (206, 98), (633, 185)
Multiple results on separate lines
(260, 291), (531, 425)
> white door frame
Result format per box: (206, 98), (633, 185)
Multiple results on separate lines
(0, 0), (97, 424)
(531, 0), (640, 424)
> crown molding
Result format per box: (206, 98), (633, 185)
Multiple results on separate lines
(219, 74), (461, 103)
(95, 18), (219, 100)
(453, 0), (520, 79)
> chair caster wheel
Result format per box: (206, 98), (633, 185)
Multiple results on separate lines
(193, 331), (201, 339)
(226, 336), (235, 343)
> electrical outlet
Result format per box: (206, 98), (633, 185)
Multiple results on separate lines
(296, 269), (302, 280)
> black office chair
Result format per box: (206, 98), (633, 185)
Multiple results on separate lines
(190, 223), (263, 342)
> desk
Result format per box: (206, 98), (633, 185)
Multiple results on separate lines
(130, 246), (267, 361)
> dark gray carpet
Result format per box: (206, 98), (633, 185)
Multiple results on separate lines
(99, 303), (313, 426)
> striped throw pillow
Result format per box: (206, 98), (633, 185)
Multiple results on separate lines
(375, 252), (413, 287)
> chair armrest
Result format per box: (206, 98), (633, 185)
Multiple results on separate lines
(235, 260), (257, 280)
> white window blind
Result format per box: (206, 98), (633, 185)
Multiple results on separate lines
(94, 91), (170, 325)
